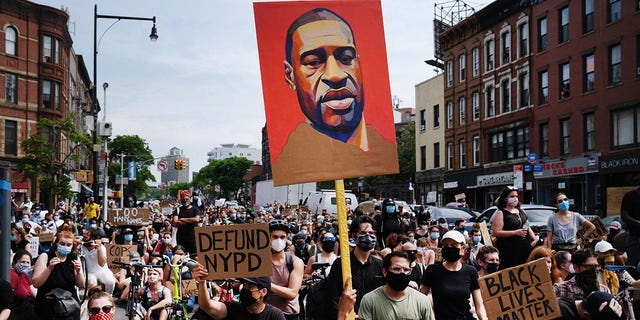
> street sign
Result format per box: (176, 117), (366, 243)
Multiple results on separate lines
(157, 160), (168, 172)
(527, 153), (539, 164)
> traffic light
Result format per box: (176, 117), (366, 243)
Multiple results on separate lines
(174, 159), (185, 170)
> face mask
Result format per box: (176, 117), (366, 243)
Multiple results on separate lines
(356, 234), (376, 251)
(473, 236), (482, 244)
(163, 238), (171, 244)
(181, 199), (189, 206)
(575, 267), (599, 294)
(14, 262), (33, 274)
(239, 288), (258, 308)
(10, 235), (16, 241)
(148, 274), (159, 283)
(57, 244), (72, 256)
(22, 218), (29, 224)
(299, 230), (307, 236)
(129, 201), (135, 207)
(430, 232), (440, 240)
(441, 247), (462, 262)
(603, 254), (615, 265)
(124, 234), (134, 242)
(485, 262), (499, 274)
(507, 197), (519, 207)
(271, 239), (286, 252)
(558, 201), (570, 211)
(568, 264), (575, 274)
(347, 219), (352, 225)
(322, 241), (336, 253)
(90, 224), (97, 229)
(386, 270), (411, 291)
(385, 205), (395, 214)
(439, 223), (448, 229)
(89, 311), (114, 320)
(222, 218), (228, 223)
(406, 251), (417, 263)
(164, 253), (173, 261)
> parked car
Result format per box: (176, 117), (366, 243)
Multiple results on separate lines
(425, 206), (480, 230)
(465, 204), (558, 243)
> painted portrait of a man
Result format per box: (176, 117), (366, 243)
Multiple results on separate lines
(255, 1), (398, 186)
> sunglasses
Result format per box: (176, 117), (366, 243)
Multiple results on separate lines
(557, 198), (569, 203)
(89, 306), (113, 315)
(323, 236), (336, 242)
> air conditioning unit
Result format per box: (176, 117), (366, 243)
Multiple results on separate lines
(98, 121), (112, 137)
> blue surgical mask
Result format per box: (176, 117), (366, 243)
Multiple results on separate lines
(299, 229), (307, 236)
(385, 205), (395, 214)
(57, 244), (72, 256)
(473, 236), (482, 244)
(10, 235), (16, 241)
(90, 224), (97, 229)
(558, 201), (570, 211)
(430, 232), (440, 240)
(22, 218), (29, 223)
(124, 234), (134, 242)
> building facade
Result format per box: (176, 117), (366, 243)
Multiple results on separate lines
(207, 143), (261, 165)
(160, 147), (190, 185)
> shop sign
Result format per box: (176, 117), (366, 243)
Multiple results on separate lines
(599, 155), (640, 172)
(477, 172), (513, 187)
(443, 181), (458, 189)
(535, 156), (599, 179)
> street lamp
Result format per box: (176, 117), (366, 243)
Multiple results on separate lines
(101, 82), (109, 222)
(92, 4), (157, 200)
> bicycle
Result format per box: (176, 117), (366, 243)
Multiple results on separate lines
(112, 260), (155, 320)
(160, 254), (198, 320)
(606, 265), (639, 320)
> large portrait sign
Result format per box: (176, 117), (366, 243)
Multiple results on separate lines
(254, 0), (399, 186)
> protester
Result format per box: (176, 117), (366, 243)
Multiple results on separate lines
(467, 227), (484, 267)
(421, 230), (488, 320)
(80, 229), (116, 294)
(476, 245), (500, 278)
(557, 291), (626, 320)
(358, 251), (434, 320)
(87, 288), (116, 320)
(83, 197), (101, 230)
(527, 246), (563, 283)
(304, 232), (337, 279)
(400, 241), (423, 290)
(620, 180), (640, 268)
(137, 267), (171, 320)
(554, 248), (610, 300)
(374, 198), (404, 249)
(171, 190), (201, 255)
(554, 250), (574, 281)
(10, 250), (36, 319)
(594, 240), (621, 295)
(546, 193), (596, 252)
(0, 278), (12, 320)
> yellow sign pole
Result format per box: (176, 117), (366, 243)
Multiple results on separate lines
(335, 179), (354, 320)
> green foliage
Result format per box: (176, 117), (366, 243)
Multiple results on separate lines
(193, 157), (252, 199)
(167, 182), (191, 198)
(107, 135), (156, 198)
(18, 114), (91, 211)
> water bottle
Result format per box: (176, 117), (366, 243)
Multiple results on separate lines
(522, 221), (529, 231)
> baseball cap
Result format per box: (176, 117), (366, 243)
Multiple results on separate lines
(242, 277), (271, 290)
(180, 190), (191, 199)
(129, 251), (141, 262)
(583, 291), (625, 320)
(123, 228), (134, 234)
(441, 230), (466, 244)
(609, 221), (622, 230)
(594, 240), (615, 253)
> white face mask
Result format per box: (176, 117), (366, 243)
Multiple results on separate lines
(568, 264), (575, 274)
(148, 274), (159, 283)
(271, 239), (286, 252)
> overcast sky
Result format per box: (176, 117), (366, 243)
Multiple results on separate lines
(33, 0), (489, 183)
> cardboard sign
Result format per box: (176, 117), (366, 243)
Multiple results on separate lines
(181, 280), (198, 298)
(38, 233), (54, 243)
(433, 247), (442, 263)
(196, 223), (272, 279)
(479, 221), (493, 247)
(106, 244), (138, 273)
(108, 208), (151, 226)
(479, 258), (561, 320)
(159, 201), (173, 216)
(455, 193), (466, 201)
(577, 216), (607, 240)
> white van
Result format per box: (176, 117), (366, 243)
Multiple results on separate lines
(305, 190), (358, 216)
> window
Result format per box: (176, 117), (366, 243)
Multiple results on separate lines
(560, 62), (570, 99)
(472, 47), (480, 76)
(489, 126), (529, 162)
(486, 85), (495, 117)
(473, 135), (481, 166)
(583, 0), (594, 33)
(486, 39), (495, 71)
(459, 54), (466, 82)
(5, 26), (17, 55)
(519, 72), (529, 108)
(559, 7), (569, 44)
(472, 91), (480, 120)
(560, 118), (570, 154)
(5, 73), (17, 103)
(42, 35), (60, 64)
(518, 22), (529, 58)
(501, 78), (511, 113)
(540, 123), (549, 157)
(433, 104), (440, 127)
(584, 54), (595, 92)
(447, 143), (454, 170)
(420, 146), (426, 170)
(434, 142), (441, 168)
(459, 96), (466, 125)
(447, 101), (454, 128)
(502, 31), (511, 64)
(447, 60), (453, 87)
(539, 70), (549, 104)
(608, 0), (622, 23)
(4, 120), (17, 156)
(584, 112), (595, 151)
(538, 17), (547, 52)
(612, 107), (640, 147)
(459, 140), (466, 168)
(420, 109), (426, 131)
(609, 44), (621, 85)
(42, 80), (61, 110)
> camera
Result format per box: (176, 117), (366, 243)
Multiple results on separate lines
(183, 258), (197, 271)
(83, 241), (95, 247)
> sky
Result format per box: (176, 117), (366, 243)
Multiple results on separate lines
(34, 0), (490, 183)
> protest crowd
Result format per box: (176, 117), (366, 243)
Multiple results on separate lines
(2, 186), (640, 320)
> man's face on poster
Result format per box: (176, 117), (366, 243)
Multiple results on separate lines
(286, 16), (364, 140)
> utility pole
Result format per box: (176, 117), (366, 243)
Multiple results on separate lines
(119, 153), (126, 208)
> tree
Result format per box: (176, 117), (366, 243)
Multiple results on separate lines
(193, 157), (252, 200)
(107, 135), (155, 199)
(18, 114), (91, 211)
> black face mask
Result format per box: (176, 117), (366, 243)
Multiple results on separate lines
(405, 250), (417, 263)
(441, 247), (462, 262)
(386, 271), (411, 291)
(181, 199), (189, 206)
(356, 234), (376, 251)
(575, 267), (599, 295)
(239, 288), (258, 308)
(485, 262), (500, 274)
(322, 241), (336, 253)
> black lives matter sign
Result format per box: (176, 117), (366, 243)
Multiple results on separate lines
(479, 258), (561, 320)
(195, 223), (272, 279)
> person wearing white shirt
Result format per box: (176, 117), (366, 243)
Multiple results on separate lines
(79, 229), (116, 294)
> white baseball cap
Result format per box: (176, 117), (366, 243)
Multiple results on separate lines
(594, 240), (615, 253)
(441, 230), (466, 244)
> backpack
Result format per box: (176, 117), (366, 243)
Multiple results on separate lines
(305, 278), (330, 319)
(285, 252), (294, 273)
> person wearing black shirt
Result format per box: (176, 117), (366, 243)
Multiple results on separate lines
(621, 184), (640, 268)
(171, 190), (201, 255)
(373, 198), (403, 248)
